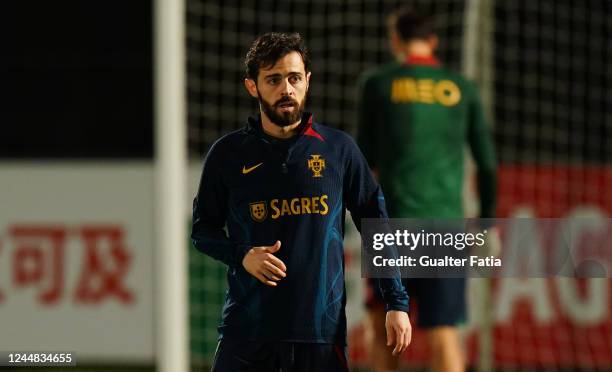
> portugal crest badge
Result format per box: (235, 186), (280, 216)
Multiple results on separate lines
(307, 155), (325, 178)
(249, 201), (267, 222)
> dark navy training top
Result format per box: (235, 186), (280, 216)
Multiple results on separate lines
(191, 112), (408, 345)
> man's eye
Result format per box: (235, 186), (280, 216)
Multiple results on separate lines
(289, 76), (302, 84)
(268, 78), (280, 85)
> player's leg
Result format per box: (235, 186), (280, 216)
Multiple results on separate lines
(279, 342), (349, 372)
(364, 278), (400, 372)
(211, 338), (278, 372)
(427, 326), (464, 372)
(418, 277), (467, 372)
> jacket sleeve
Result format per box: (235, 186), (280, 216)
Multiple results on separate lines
(467, 82), (498, 219)
(191, 141), (251, 268)
(343, 135), (410, 313)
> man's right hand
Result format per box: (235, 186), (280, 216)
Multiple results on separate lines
(385, 310), (412, 356)
(242, 240), (287, 287)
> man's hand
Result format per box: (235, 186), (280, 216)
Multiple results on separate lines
(242, 240), (287, 287)
(385, 310), (412, 355)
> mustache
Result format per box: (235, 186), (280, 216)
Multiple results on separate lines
(274, 97), (298, 107)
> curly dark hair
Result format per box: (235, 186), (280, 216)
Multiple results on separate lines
(244, 32), (310, 81)
(388, 7), (436, 41)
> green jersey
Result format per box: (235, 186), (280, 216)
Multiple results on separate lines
(357, 56), (496, 218)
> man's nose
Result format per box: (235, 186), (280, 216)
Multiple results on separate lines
(280, 78), (295, 96)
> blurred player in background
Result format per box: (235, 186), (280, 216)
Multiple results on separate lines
(357, 8), (497, 372)
(192, 32), (411, 371)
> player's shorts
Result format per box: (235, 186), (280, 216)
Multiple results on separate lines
(211, 337), (349, 372)
(366, 277), (466, 328)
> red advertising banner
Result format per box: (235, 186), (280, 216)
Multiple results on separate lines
(1, 225), (134, 306)
(492, 165), (612, 368)
(348, 165), (612, 368)
(0, 165), (154, 362)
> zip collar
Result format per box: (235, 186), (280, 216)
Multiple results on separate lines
(404, 55), (440, 66)
(246, 112), (324, 142)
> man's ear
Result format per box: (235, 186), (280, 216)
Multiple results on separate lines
(306, 71), (312, 89)
(244, 78), (258, 98)
(389, 31), (405, 63)
(429, 35), (439, 52)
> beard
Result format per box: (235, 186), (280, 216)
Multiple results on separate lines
(258, 93), (306, 127)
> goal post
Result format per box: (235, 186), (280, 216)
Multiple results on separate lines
(154, 0), (189, 371)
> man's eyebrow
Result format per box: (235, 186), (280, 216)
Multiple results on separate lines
(263, 71), (304, 79)
(263, 73), (282, 79)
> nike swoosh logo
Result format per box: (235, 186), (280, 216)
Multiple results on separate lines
(242, 162), (263, 174)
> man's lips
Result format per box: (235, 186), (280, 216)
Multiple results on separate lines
(276, 101), (297, 111)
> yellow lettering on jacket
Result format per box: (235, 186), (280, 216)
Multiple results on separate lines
(268, 195), (330, 219)
(391, 78), (461, 106)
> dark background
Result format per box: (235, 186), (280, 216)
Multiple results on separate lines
(2, 0), (610, 165)
(2, 0), (153, 159)
(494, 0), (611, 164)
